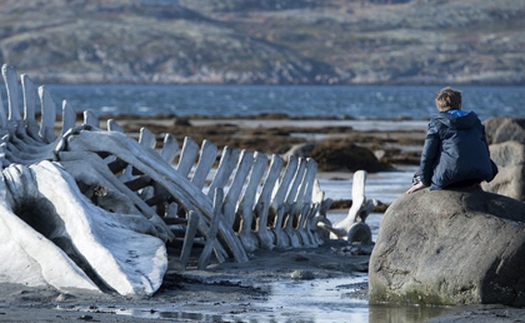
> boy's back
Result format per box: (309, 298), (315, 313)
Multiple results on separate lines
(407, 87), (498, 194)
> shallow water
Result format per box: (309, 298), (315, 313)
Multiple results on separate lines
(120, 277), (370, 322)
(74, 168), (443, 323)
(319, 166), (416, 205)
(321, 165), (417, 241)
(74, 275), (452, 323)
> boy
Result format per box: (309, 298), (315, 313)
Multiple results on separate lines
(406, 87), (497, 194)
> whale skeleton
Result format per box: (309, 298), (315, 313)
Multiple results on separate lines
(1, 64), (377, 296)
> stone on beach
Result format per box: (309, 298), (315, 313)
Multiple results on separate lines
(481, 117), (525, 201)
(369, 188), (525, 307)
(483, 140), (525, 201)
(484, 117), (525, 145)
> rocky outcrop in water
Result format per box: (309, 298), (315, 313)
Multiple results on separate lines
(369, 188), (525, 307)
(284, 141), (392, 172)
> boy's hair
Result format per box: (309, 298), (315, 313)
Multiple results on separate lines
(435, 87), (462, 112)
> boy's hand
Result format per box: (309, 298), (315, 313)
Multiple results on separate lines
(406, 182), (426, 194)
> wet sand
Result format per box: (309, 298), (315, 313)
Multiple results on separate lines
(0, 240), (371, 323)
(3, 239), (524, 323)
(2, 117), (524, 322)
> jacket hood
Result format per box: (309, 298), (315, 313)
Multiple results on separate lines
(434, 111), (478, 130)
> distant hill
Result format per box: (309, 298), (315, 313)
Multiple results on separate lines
(0, 0), (523, 85)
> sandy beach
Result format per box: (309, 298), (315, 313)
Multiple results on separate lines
(2, 116), (525, 323)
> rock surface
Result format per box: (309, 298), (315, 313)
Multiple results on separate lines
(309, 141), (392, 172)
(482, 117), (525, 201)
(483, 141), (525, 201)
(284, 141), (392, 172)
(369, 188), (525, 307)
(484, 117), (525, 145)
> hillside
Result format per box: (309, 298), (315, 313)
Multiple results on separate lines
(0, 0), (523, 85)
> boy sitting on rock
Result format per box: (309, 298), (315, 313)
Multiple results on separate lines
(407, 87), (498, 194)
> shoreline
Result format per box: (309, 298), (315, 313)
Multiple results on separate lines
(188, 118), (429, 132)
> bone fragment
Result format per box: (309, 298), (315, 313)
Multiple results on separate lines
(180, 211), (200, 268)
(0, 171), (99, 292)
(177, 136), (200, 177)
(238, 151), (270, 251)
(190, 139), (217, 189)
(223, 150), (253, 226)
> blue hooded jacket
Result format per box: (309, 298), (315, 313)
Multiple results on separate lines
(419, 110), (497, 190)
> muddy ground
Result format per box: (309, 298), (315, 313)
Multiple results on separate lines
(2, 239), (524, 323)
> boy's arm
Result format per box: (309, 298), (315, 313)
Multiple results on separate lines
(419, 123), (440, 187)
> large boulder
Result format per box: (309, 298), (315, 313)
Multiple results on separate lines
(483, 141), (525, 201)
(484, 117), (525, 145)
(369, 188), (525, 307)
(481, 117), (525, 201)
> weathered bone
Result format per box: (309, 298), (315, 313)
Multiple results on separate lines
(223, 150), (254, 227)
(0, 64), (348, 296)
(57, 151), (173, 241)
(62, 128), (249, 262)
(38, 85), (57, 143)
(190, 139), (217, 189)
(0, 172), (99, 292)
(207, 146), (240, 197)
(177, 136), (200, 176)
(3, 161), (167, 295)
(237, 153), (276, 251)
(179, 211), (200, 268)
(2, 64), (21, 123)
(83, 110), (99, 127)
(280, 158), (309, 248)
(160, 133), (180, 165)
(198, 189), (224, 269)
(61, 100), (77, 136)
(21, 75), (40, 137)
(270, 156), (299, 248)
(329, 170), (377, 244)
(288, 158), (318, 247)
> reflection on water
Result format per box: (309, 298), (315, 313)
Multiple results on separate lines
(369, 304), (452, 323)
(68, 302), (453, 323)
(156, 311), (223, 322)
(81, 276), (453, 323)
(126, 309), (216, 321)
(261, 276), (369, 322)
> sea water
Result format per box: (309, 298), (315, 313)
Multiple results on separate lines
(40, 84), (525, 121)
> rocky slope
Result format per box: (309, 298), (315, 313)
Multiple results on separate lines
(0, 0), (523, 85)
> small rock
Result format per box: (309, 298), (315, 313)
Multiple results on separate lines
(290, 270), (315, 280)
(56, 293), (76, 302)
(77, 315), (94, 321)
